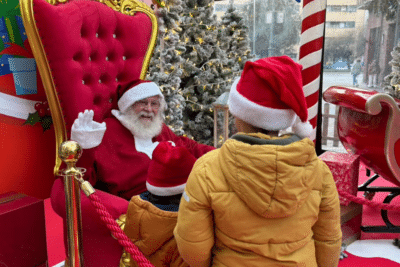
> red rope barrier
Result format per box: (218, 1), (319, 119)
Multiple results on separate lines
(338, 190), (400, 211)
(83, 184), (398, 267)
(88, 193), (154, 267)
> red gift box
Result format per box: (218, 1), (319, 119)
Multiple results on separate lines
(319, 152), (360, 206)
(0, 192), (48, 267)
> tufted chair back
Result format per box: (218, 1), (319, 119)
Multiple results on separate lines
(19, 0), (158, 265)
(20, 0), (158, 174)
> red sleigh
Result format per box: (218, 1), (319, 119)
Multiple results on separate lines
(323, 86), (400, 233)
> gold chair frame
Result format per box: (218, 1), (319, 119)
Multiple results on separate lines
(20, 0), (158, 175)
(19, 0), (158, 265)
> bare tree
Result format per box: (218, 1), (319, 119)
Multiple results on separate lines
(324, 33), (355, 66)
(238, 0), (301, 58)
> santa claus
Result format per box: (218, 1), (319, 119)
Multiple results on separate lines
(70, 79), (214, 200)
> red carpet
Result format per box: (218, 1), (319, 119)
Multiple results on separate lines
(44, 198), (65, 266)
(339, 163), (400, 266)
(44, 162), (400, 266)
(357, 163), (400, 240)
(340, 251), (400, 267)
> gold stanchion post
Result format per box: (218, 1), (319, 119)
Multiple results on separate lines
(58, 141), (84, 266)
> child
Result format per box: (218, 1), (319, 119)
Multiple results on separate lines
(174, 56), (342, 267)
(123, 141), (196, 267)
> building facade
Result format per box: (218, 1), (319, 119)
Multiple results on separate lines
(324, 0), (367, 65)
(359, 0), (400, 86)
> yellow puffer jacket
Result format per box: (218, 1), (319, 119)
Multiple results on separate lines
(124, 196), (189, 267)
(174, 133), (342, 267)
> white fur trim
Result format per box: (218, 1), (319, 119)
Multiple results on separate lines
(146, 182), (186, 196)
(118, 82), (163, 113)
(134, 139), (159, 159)
(0, 92), (37, 119)
(292, 120), (313, 139)
(228, 78), (296, 131)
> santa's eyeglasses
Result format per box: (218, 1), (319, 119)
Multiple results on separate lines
(135, 99), (161, 109)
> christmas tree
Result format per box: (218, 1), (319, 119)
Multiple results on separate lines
(220, 0), (253, 70)
(383, 41), (400, 99)
(215, 0), (254, 146)
(179, 0), (254, 146)
(146, 0), (186, 136)
(177, 0), (228, 146)
(147, 0), (253, 146)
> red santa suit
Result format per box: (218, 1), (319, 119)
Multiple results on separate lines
(84, 117), (214, 200)
(71, 79), (214, 200)
(51, 79), (214, 266)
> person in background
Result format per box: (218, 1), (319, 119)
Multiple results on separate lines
(174, 56), (342, 267)
(351, 58), (362, 87)
(123, 141), (195, 267)
(70, 79), (214, 200)
(368, 59), (380, 88)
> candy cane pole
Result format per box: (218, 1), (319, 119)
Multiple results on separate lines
(298, 0), (327, 148)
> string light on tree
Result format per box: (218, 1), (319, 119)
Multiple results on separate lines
(146, 0), (186, 136)
(148, 0), (253, 146)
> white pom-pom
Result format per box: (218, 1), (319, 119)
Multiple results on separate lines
(292, 120), (313, 139)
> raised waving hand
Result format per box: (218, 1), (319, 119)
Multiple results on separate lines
(70, 110), (107, 149)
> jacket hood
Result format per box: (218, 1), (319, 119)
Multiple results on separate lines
(219, 133), (318, 218)
(124, 196), (178, 256)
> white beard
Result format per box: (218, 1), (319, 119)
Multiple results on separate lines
(112, 109), (163, 140)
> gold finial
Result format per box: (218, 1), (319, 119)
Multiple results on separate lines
(59, 141), (83, 164)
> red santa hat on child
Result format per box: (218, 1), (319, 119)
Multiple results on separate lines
(117, 79), (163, 113)
(228, 56), (313, 138)
(146, 141), (197, 196)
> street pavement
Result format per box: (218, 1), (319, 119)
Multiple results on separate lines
(322, 71), (382, 93)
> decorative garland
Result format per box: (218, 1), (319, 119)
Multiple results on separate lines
(24, 101), (53, 131)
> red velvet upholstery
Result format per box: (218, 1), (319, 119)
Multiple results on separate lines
(28, 0), (156, 264)
(32, 0), (154, 137)
(51, 178), (129, 266)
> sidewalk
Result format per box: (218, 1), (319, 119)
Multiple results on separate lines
(356, 81), (384, 93)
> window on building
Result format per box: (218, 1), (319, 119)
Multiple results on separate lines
(330, 6), (342, 12)
(327, 5), (358, 12)
(326, 21), (356, 28)
(348, 6), (357, 12)
(265, 12), (272, 24)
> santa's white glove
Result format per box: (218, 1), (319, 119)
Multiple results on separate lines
(70, 109), (106, 149)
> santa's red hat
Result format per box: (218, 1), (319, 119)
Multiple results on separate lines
(228, 56), (313, 138)
(146, 141), (197, 196)
(117, 79), (163, 113)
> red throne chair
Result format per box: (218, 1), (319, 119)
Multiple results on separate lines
(19, 0), (158, 265)
(323, 86), (400, 233)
